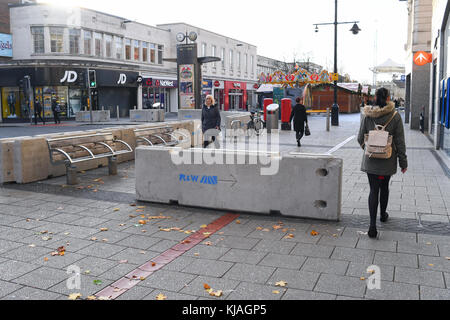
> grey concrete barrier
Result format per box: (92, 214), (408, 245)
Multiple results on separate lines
(75, 111), (110, 122)
(136, 147), (343, 221)
(130, 109), (165, 122)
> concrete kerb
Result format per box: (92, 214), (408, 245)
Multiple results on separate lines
(135, 146), (343, 221)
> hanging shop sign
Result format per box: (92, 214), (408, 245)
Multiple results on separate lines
(143, 78), (177, 88)
(0, 33), (12, 58)
(413, 51), (432, 66)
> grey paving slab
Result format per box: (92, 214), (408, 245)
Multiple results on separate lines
(115, 285), (154, 300)
(77, 243), (127, 259)
(346, 262), (395, 282)
(374, 251), (419, 268)
(397, 241), (439, 256)
(267, 268), (320, 291)
(139, 270), (196, 292)
(71, 256), (118, 277)
(0, 239), (25, 255)
(394, 266), (445, 288)
(314, 274), (366, 298)
(331, 247), (375, 264)
(185, 245), (230, 260)
(0, 214), (23, 226)
(378, 230), (417, 242)
(223, 263), (276, 284)
(290, 243), (334, 259)
(204, 235), (259, 250)
(0, 227), (36, 241)
(0, 260), (40, 281)
(70, 216), (110, 228)
(182, 259), (234, 278)
(0, 245), (52, 263)
(115, 234), (162, 250)
(0, 280), (22, 298)
(2, 286), (62, 300)
(317, 235), (359, 248)
(301, 257), (349, 276)
(418, 255), (450, 272)
(180, 275), (240, 300)
(219, 249), (267, 265)
(420, 286), (450, 300)
(142, 289), (198, 300)
(98, 262), (139, 281)
(281, 288), (336, 300)
(87, 230), (130, 244)
(49, 274), (113, 298)
(258, 253), (306, 270)
(252, 239), (296, 255)
(418, 234), (450, 246)
(12, 266), (68, 290)
(365, 281), (419, 300)
(247, 229), (287, 240)
(59, 237), (93, 252)
(163, 256), (197, 272)
(226, 282), (283, 300)
(55, 226), (100, 239)
(108, 248), (160, 266)
(31, 252), (86, 269)
(147, 239), (179, 253)
(356, 238), (398, 253)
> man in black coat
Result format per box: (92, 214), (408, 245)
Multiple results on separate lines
(51, 98), (61, 124)
(290, 97), (308, 147)
(34, 98), (45, 125)
(201, 95), (221, 148)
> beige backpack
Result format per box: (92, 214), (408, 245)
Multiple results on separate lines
(364, 112), (397, 159)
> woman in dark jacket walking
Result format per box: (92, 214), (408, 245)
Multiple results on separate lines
(358, 88), (408, 239)
(290, 97), (308, 147)
(201, 95), (221, 148)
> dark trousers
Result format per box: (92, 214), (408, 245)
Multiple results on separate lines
(34, 112), (45, 125)
(296, 129), (304, 142)
(203, 136), (216, 148)
(367, 173), (391, 227)
(54, 112), (60, 124)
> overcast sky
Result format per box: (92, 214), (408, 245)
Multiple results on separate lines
(37, 0), (408, 84)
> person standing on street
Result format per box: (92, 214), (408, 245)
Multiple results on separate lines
(358, 88), (408, 239)
(34, 98), (45, 125)
(201, 95), (221, 148)
(290, 97), (308, 147)
(51, 98), (61, 124)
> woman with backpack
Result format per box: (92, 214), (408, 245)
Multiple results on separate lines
(357, 88), (408, 239)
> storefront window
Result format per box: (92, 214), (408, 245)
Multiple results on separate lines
(134, 40), (140, 61)
(142, 42), (148, 62)
(150, 44), (156, 63)
(84, 30), (92, 55)
(115, 37), (123, 60)
(40, 86), (69, 118)
(94, 32), (102, 57)
(2, 87), (25, 119)
(105, 34), (112, 58)
(125, 39), (131, 60)
(31, 27), (44, 54)
(68, 89), (86, 117)
(50, 27), (64, 53)
(158, 45), (163, 64)
(69, 29), (80, 54)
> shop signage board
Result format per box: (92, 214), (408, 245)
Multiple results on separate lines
(179, 64), (195, 109)
(0, 33), (12, 57)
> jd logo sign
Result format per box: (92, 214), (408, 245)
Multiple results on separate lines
(117, 73), (127, 85)
(60, 71), (78, 83)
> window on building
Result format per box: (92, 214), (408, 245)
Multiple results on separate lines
(221, 48), (225, 69)
(244, 53), (248, 74)
(69, 29), (80, 54)
(50, 27), (64, 53)
(84, 30), (92, 55)
(125, 39), (131, 60)
(150, 43), (156, 63)
(202, 43), (207, 56)
(94, 32), (102, 57)
(105, 34), (112, 58)
(31, 26), (44, 54)
(229, 50), (233, 70)
(142, 42), (148, 62)
(134, 40), (140, 61)
(212, 45), (216, 68)
(158, 45), (163, 64)
(237, 52), (241, 71)
(115, 37), (123, 59)
(251, 55), (254, 73)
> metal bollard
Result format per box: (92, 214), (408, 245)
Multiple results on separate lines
(326, 108), (330, 132)
(66, 164), (79, 185)
(108, 156), (118, 176)
(117, 106), (120, 121)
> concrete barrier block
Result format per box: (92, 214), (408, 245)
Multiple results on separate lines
(135, 147), (342, 221)
(76, 111), (110, 122)
(14, 137), (50, 184)
(0, 139), (15, 183)
(130, 110), (165, 122)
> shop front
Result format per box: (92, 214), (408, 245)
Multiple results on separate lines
(224, 81), (247, 111)
(142, 77), (177, 113)
(212, 80), (225, 110)
(0, 67), (87, 122)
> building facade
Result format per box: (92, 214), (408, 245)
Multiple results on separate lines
(429, 0), (450, 158)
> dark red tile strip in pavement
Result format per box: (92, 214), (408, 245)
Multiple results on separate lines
(95, 213), (240, 300)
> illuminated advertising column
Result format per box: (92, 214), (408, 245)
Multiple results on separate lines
(177, 43), (201, 109)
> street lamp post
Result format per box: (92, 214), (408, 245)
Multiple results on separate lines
(314, 0), (361, 126)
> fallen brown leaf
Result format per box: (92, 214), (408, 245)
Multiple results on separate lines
(156, 293), (167, 300)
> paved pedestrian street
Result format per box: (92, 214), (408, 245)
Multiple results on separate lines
(0, 114), (449, 301)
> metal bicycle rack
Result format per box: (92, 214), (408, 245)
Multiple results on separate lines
(47, 133), (133, 185)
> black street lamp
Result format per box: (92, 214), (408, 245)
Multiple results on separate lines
(314, 0), (361, 126)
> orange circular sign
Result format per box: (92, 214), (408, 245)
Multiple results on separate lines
(414, 51), (432, 66)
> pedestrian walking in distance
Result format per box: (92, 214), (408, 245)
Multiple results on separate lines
(34, 98), (45, 125)
(51, 98), (61, 124)
(358, 88), (408, 239)
(201, 95), (221, 148)
(290, 97), (308, 147)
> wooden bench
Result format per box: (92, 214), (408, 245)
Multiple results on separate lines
(134, 126), (188, 147)
(47, 132), (133, 185)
